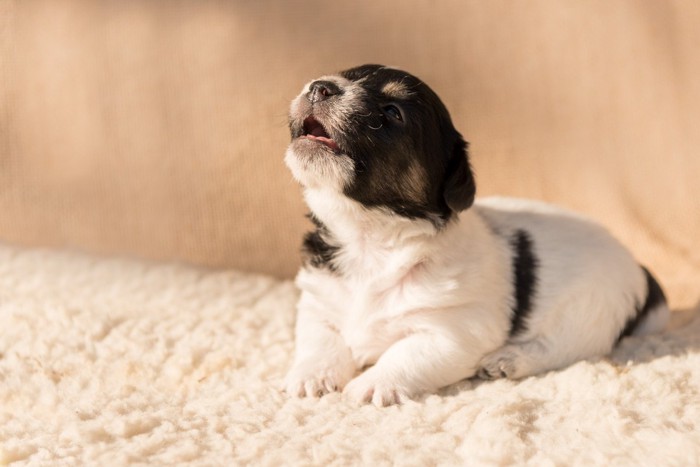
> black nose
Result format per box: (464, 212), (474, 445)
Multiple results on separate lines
(307, 80), (342, 103)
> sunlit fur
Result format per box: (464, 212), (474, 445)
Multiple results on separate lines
(283, 65), (669, 407)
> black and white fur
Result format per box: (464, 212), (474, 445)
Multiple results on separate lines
(283, 64), (669, 407)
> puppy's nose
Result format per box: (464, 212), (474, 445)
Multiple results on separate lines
(308, 80), (342, 103)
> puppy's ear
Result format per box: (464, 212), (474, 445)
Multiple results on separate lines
(443, 138), (476, 213)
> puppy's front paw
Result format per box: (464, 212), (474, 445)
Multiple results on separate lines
(343, 369), (412, 407)
(284, 357), (355, 398)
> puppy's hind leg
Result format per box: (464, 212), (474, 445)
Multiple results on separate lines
(477, 337), (559, 380)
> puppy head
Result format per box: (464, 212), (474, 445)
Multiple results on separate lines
(285, 64), (475, 225)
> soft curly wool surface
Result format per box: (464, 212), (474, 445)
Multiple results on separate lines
(0, 245), (699, 466)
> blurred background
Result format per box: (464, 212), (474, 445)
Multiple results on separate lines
(0, 0), (698, 308)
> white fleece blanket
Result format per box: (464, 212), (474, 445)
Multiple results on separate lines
(1, 245), (698, 466)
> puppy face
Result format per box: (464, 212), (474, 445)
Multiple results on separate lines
(285, 64), (475, 225)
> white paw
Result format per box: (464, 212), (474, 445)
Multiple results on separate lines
(342, 369), (412, 407)
(477, 349), (518, 380)
(284, 357), (355, 398)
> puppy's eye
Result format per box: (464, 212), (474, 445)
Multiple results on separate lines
(382, 105), (403, 122)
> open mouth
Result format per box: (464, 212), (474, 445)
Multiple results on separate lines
(301, 116), (340, 152)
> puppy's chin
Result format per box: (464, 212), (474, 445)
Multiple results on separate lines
(284, 139), (355, 190)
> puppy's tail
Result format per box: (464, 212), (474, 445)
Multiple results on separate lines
(619, 267), (670, 341)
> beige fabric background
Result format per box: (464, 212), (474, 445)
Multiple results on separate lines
(0, 0), (698, 308)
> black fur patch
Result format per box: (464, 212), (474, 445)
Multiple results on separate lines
(617, 266), (667, 343)
(301, 214), (339, 271)
(508, 229), (539, 337)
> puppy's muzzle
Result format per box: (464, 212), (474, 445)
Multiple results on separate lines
(307, 80), (343, 103)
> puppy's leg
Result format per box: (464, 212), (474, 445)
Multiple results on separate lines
(343, 330), (483, 407)
(477, 299), (671, 381)
(477, 334), (605, 380)
(284, 306), (356, 398)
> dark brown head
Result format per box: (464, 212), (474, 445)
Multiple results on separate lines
(285, 64), (475, 226)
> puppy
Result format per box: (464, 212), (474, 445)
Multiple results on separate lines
(283, 64), (669, 406)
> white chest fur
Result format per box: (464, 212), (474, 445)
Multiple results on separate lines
(295, 245), (437, 367)
(295, 189), (513, 369)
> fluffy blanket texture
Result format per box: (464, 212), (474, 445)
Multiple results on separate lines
(0, 245), (698, 466)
